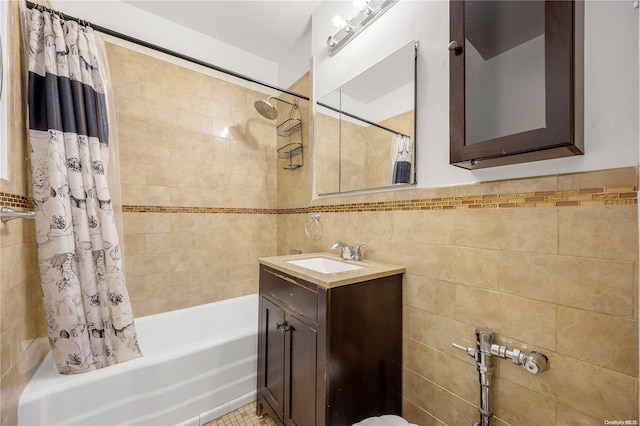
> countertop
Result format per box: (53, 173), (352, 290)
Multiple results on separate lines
(258, 252), (405, 288)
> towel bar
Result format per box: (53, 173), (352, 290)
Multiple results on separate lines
(1, 207), (35, 223)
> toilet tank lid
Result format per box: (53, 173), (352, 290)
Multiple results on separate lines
(352, 415), (418, 426)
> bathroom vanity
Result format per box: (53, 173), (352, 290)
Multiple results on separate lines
(256, 254), (404, 426)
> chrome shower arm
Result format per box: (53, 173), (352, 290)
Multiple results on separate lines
(268, 96), (297, 107)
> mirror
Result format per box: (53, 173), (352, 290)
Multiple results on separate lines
(315, 41), (417, 195)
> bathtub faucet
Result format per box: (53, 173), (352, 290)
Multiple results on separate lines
(330, 241), (366, 261)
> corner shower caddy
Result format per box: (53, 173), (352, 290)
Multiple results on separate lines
(276, 101), (303, 170)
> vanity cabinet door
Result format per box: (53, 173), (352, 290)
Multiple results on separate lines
(258, 297), (286, 422)
(285, 313), (317, 426)
(449, 0), (583, 169)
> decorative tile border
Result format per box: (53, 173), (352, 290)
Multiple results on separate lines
(0, 192), (32, 209)
(2, 186), (636, 216)
(278, 186), (638, 214)
(121, 205), (277, 214)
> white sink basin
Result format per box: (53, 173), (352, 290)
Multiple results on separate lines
(287, 257), (364, 274)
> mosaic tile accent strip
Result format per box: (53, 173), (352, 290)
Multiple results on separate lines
(2, 186), (636, 216)
(278, 186), (638, 214)
(120, 205), (278, 214)
(0, 192), (32, 209)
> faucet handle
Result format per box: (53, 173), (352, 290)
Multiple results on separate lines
(452, 342), (476, 358)
(352, 243), (367, 261)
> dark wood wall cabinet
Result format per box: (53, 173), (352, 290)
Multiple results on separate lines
(449, 0), (584, 169)
(256, 265), (402, 426)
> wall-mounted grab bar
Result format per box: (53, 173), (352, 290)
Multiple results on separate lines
(1, 207), (35, 223)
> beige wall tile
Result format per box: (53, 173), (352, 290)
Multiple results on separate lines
(556, 307), (638, 376)
(559, 205), (638, 261)
(0, 244), (38, 290)
(501, 351), (636, 421)
(145, 232), (193, 254)
(558, 167), (638, 189)
(404, 338), (478, 403)
(121, 183), (172, 206)
(432, 385), (482, 426)
(123, 213), (172, 234)
(393, 210), (456, 245)
(456, 175), (558, 197)
(119, 140), (171, 167)
(492, 378), (557, 426)
(556, 404), (601, 426)
(455, 208), (559, 254)
(404, 306), (476, 363)
(403, 274), (456, 318)
(455, 286), (557, 350)
(402, 367), (435, 411)
(499, 252), (635, 317)
(122, 233), (146, 256)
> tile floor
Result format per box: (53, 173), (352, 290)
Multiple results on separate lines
(203, 403), (275, 426)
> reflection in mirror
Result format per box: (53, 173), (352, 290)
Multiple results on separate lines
(465, 1), (545, 145)
(315, 41), (417, 195)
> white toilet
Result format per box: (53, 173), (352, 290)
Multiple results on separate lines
(352, 415), (418, 426)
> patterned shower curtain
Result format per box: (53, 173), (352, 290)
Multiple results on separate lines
(25, 7), (142, 374)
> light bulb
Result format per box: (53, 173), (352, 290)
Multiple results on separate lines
(353, 0), (373, 14)
(332, 15), (353, 32)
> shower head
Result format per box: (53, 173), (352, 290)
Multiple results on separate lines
(254, 98), (278, 120)
(254, 96), (298, 120)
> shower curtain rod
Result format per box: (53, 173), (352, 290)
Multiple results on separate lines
(24, 1), (310, 102)
(316, 101), (410, 138)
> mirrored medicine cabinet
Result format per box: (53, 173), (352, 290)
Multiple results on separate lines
(449, 0), (583, 169)
(315, 41), (417, 195)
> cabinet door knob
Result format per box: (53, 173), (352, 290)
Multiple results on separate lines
(448, 40), (463, 55)
(277, 322), (291, 334)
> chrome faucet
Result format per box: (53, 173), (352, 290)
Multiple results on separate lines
(331, 241), (366, 261)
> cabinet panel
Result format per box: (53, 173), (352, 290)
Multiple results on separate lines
(262, 267), (318, 322)
(260, 298), (286, 422)
(286, 313), (317, 426)
(327, 278), (402, 421)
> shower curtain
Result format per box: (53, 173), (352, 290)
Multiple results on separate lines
(25, 6), (142, 374)
(391, 134), (413, 184)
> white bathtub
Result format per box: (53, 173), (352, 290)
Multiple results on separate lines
(18, 294), (258, 426)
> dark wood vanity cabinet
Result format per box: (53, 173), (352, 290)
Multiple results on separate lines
(449, 0), (583, 169)
(256, 265), (402, 426)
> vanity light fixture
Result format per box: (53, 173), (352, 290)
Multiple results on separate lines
(327, 0), (398, 56)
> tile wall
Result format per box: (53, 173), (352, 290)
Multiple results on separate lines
(106, 43), (283, 316)
(277, 167), (639, 425)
